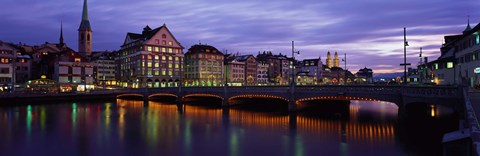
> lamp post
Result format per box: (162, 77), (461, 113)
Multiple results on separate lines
(342, 53), (347, 85)
(291, 41), (300, 92)
(400, 27), (411, 86)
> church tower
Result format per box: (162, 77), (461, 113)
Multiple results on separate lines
(326, 51), (332, 68)
(334, 51), (339, 67)
(78, 0), (92, 56)
(59, 22), (64, 46)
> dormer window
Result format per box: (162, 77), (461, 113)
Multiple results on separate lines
(162, 34), (166, 39)
(168, 41), (173, 46)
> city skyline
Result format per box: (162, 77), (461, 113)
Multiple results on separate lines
(1, 0), (478, 73)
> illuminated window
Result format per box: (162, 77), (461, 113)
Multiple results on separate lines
(168, 48), (173, 53)
(154, 55), (159, 60)
(169, 56), (172, 60)
(446, 62), (453, 68)
(434, 63), (438, 70)
(175, 57), (179, 61)
(162, 40), (166, 45)
(175, 64), (179, 68)
(162, 71), (166, 75)
(147, 46), (152, 51)
(154, 47), (159, 52)
(147, 55), (152, 60)
(162, 48), (166, 52)
(168, 41), (173, 46)
(75, 58), (81, 62)
(155, 71), (159, 75)
(168, 71), (172, 76)
(476, 34), (479, 45)
(162, 56), (166, 60)
(147, 62), (152, 67)
(155, 39), (159, 44)
(155, 63), (159, 67)
(168, 64), (172, 68)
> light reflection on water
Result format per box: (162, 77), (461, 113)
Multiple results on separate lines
(0, 99), (455, 156)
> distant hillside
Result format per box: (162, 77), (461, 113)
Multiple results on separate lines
(373, 72), (403, 80)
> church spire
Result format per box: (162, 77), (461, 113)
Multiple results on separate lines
(60, 21), (64, 45)
(82, 0), (89, 21)
(78, 0), (92, 56)
(334, 51), (340, 67)
(78, 0), (91, 31)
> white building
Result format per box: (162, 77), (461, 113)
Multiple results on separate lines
(257, 61), (269, 85)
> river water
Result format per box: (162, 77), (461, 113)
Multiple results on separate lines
(0, 99), (458, 156)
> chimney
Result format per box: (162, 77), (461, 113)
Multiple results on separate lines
(424, 57), (428, 64)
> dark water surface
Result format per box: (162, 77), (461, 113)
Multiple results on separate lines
(0, 99), (458, 156)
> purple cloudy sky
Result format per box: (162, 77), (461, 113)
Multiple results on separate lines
(1, 0), (479, 73)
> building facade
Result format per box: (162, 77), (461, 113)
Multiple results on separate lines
(296, 58), (323, 85)
(117, 25), (184, 88)
(356, 67), (373, 83)
(224, 54), (245, 86)
(428, 21), (480, 87)
(91, 51), (116, 88)
(184, 44), (224, 86)
(256, 51), (291, 85)
(0, 41), (16, 91)
(257, 61), (268, 85)
(54, 50), (95, 92)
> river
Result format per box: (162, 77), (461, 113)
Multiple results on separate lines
(0, 99), (458, 156)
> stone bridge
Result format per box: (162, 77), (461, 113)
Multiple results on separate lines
(114, 85), (463, 111)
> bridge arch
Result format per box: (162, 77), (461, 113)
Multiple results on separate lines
(117, 94), (144, 100)
(228, 94), (289, 104)
(296, 95), (399, 107)
(182, 94), (224, 101)
(148, 93), (178, 102)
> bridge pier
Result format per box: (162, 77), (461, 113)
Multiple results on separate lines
(222, 99), (229, 108)
(289, 112), (297, 130)
(288, 100), (296, 112)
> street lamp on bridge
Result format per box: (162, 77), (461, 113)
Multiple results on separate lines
(291, 41), (300, 93)
(400, 27), (411, 86)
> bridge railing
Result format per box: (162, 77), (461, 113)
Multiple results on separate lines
(402, 86), (461, 97)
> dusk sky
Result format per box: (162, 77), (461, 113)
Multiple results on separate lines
(1, 0), (479, 73)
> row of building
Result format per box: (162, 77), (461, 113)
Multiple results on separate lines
(0, 0), (374, 92)
(407, 20), (480, 88)
(115, 24), (368, 88)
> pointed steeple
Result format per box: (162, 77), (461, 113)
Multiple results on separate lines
(334, 51), (339, 67)
(82, 0), (89, 21)
(463, 16), (472, 34)
(60, 21), (64, 45)
(326, 51), (332, 68)
(78, 0), (91, 31)
(78, 0), (92, 56)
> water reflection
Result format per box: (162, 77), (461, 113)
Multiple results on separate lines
(0, 99), (457, 156)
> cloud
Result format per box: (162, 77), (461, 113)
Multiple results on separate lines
(0, 0), (479, 73)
